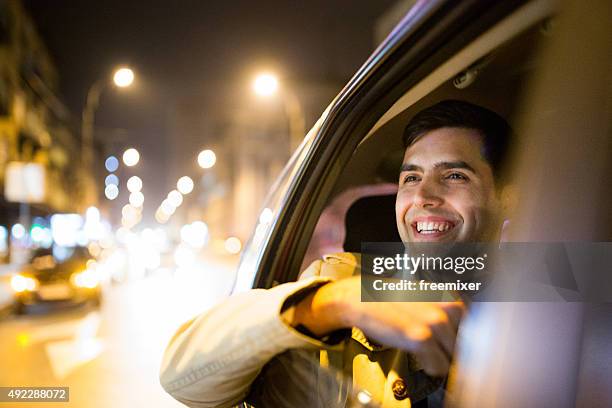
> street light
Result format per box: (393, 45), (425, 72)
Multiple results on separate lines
(252, 72), (305, 151)
(82, 66), (135, 206)
(113, 68), (134, 88)
(253, 73), (278, 96)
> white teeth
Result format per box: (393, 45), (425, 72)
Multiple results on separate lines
(416, 221), (453, 233)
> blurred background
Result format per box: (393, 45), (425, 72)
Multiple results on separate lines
(0, 0), (412, 406)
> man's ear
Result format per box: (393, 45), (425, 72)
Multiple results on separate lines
(499, 184), (518, 216)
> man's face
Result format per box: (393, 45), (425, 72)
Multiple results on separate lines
(396, 127), (503, 243)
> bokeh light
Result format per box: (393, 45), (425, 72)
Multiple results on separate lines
(167, 190), (183, 207)
(259, 207), (273, 224)
(127, 176), (143, 193)
(105, 184), (119, 200)
(105, 156), (119, 172)
(122, 148), (140, 167)
(224, 236), (242, 254)
(177, 176), (194, 194)
(253, 73), (279, 96)
(180, 221), (209, 249)
(160, 199), (176, 215)
(11, 223), (25, 240)
(105, 174), (119, 186)
(197, 149), (216, 169)
(129, 191), (144, 207)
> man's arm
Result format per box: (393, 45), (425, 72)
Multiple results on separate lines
(159, 276), (335, 408)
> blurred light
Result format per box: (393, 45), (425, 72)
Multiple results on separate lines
(86, 207), (101, 223)
(122, 208), (142, 227)
(50, 214), (83, 247)
(116, 227), (130, 243)
(99, 237), (114, 249)
(0, 226), (7, 252)
(160, 199), (176, 215)
(16, 333), (30, 347)
(145, 252), (161, 269)
(224, 236), (242, 254)
(53, 246), (73, 262)
(105, 184), (119, 200)
(122, 148), (140, 167)
(105, 174), (119, 186)
(11, 223), (26, 240)
(253, 73), (279, 96)
(155, 210), (169, 224)
(105, 156), (119, 172)
(197, 149), (216, 169)
(113, 67), (134, 88)
(357, 391), (373, 405)
(180, 221), (209, 249)
(174, 244), (195, 268)
(127, 176), (143, 193)
(11, 274), (38, 292)
(167, 190), (183, 207)
(30, 226), (45, 243)
(122, 204), (136, 218)
(88, 242), (102, 258)
(259, 207), (274, 224)
(71, 269), (100, 289)
(41, 230), (53, 248)
(177, 176), (194, 194)
(129, 191), (145, 207)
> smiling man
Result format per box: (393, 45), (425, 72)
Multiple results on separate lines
(160, 100), (513, 408)
(397, 100), (511, 245)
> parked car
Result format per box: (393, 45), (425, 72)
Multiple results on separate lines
(230, 0), (611, 407)
(12, 246), (103, 314)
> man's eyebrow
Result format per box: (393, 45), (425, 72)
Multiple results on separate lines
(399, 161), (477, 173)
(399, 163), (423, 172)
(433, 160), (476, 173)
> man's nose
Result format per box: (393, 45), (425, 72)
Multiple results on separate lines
(414, 178), (443, 208)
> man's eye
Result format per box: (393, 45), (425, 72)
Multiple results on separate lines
(445, 172), (468, 181)
(402, 174), (420, 184)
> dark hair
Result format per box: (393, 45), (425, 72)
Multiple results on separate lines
(403, 100), (513, 182)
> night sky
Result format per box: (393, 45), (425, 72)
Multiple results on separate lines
(23, 0), (397, 215)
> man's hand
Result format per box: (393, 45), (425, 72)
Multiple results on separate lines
(291, 276), (465, 377)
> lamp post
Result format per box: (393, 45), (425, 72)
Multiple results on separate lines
(253, 72), (305, 151)
(81, 67), (134, 207)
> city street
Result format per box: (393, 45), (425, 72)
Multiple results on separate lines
(0, 254), (238, 408)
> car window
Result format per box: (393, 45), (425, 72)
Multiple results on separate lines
(232, 110), (328, 292)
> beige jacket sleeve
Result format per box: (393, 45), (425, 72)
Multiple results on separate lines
(159, 260), (340, 408)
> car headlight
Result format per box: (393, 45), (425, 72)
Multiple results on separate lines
(11, 274), (39, 293)
(71, 269), (100, 289)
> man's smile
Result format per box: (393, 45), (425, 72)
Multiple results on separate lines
(409, 216), (458, 240)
